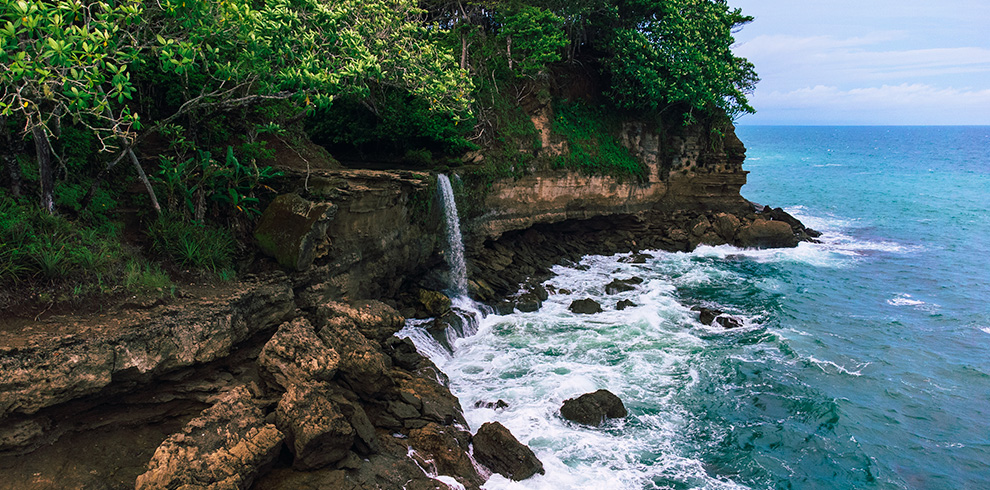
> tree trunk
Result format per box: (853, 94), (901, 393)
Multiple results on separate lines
(32, 126), (54, 213)
(128, 148), (161, 214)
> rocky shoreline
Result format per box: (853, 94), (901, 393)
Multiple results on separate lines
(0, 122), (818, 489)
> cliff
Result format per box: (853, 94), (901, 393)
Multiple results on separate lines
(0, 111), (817, 488)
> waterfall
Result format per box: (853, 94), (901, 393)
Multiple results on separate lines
(395, 174), (492, 359)
(437, 174), (468, 298)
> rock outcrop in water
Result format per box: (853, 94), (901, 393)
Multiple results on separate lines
(560, 390), (628, 426)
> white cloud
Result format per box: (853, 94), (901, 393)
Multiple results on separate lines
(744, 84), (990, 125)
(737, 34), (990, 84)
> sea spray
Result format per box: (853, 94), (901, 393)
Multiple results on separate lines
(437, 174), (468, 298)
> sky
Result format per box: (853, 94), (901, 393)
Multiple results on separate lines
(730, 0), (990, 125)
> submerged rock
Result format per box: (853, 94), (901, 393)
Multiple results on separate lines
(569, 298), (603, 314)
(560, 389), (628, 426)
(472, 422), (544, 481)
(616, 299), (637, 310)
(605, 277), (644, 294)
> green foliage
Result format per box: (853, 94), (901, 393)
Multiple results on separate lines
(551, 101), (647, 181)
(496, 4), (568, 77)
(596, 0), (758, 118)
(0, 192), (172, 300)
(152, 140), (281, 221)
(147, 216), (235, 275)
(0, 0), (143, 147)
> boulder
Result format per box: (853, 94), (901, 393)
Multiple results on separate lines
(712, 212), (741, 241)
(694, 306), (723, 326)
(736, 219), (798, 248)
(254, 193), (336, 271)
(605, 277), (644, 294)
(276, 383), (355, 470)
(408, 423), (481, 487)
(136, 386), (283, 490)
(560, 389), (628, 426)
(472, 422), (544, 481)
(569, 298), (603, 314)
(616, 299), (637, 311)
(258, 317), (339, 390)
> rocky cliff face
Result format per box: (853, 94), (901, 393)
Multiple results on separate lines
(0, 113), (817, 489)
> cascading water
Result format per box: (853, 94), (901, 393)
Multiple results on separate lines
(397, 174), (487, 357)
(437, 174), (468, 298)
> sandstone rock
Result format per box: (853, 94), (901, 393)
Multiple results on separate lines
(254, 193), (337, 271)
(605, 277), (644, 294)
(560, 389), (628, 426)
(417, 289), (452, 317)
(713, 212), (741, 241)
(472, 422), (544, 481)
(259, 317), (339, 390)
(317, 300), (405, 344)
(136, 386), (283, 490)
(276, 383), (355, 470)
(616, 299), (637, 310)
(317, 324), (393, 397)
(736, 219), (798, 248)
(569, 298), (603, 314)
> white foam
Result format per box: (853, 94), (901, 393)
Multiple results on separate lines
(886, 294), (925, 307)
(981, 327), (990, 335)
(807, 356), (870, 377)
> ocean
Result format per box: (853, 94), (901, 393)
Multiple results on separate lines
(403, 126), (990, 489)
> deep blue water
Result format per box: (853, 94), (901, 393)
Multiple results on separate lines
(405, 126), (990, 489)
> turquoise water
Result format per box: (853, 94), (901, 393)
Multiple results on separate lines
(404, 126), (990, 489)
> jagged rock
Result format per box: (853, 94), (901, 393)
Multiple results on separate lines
(569, 298), (603, 314)
(736, 218), (798, 248)
(472, 422), (544, 481)
(417, 289), (452, 317)
(689, 215), (712, 237)
(329, 391), (379, 455)
(317, 300), (405, 344)
(616, 299), (637, 310)
(259, 317), (339, 390)
(136, 386), (283, 490)
(694, 306), (723, 325)
(468, 279), (497, 302)
(605, 277), (644, 294)
(560, 389), (628, 426)
(407, 423), (481, 487)
(254, 193), (337, 271)
(276, 383), (355, 470)
(715, 315), (743, 329)
(385, 336), (427, 371)
(317, 324), (393, 397)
